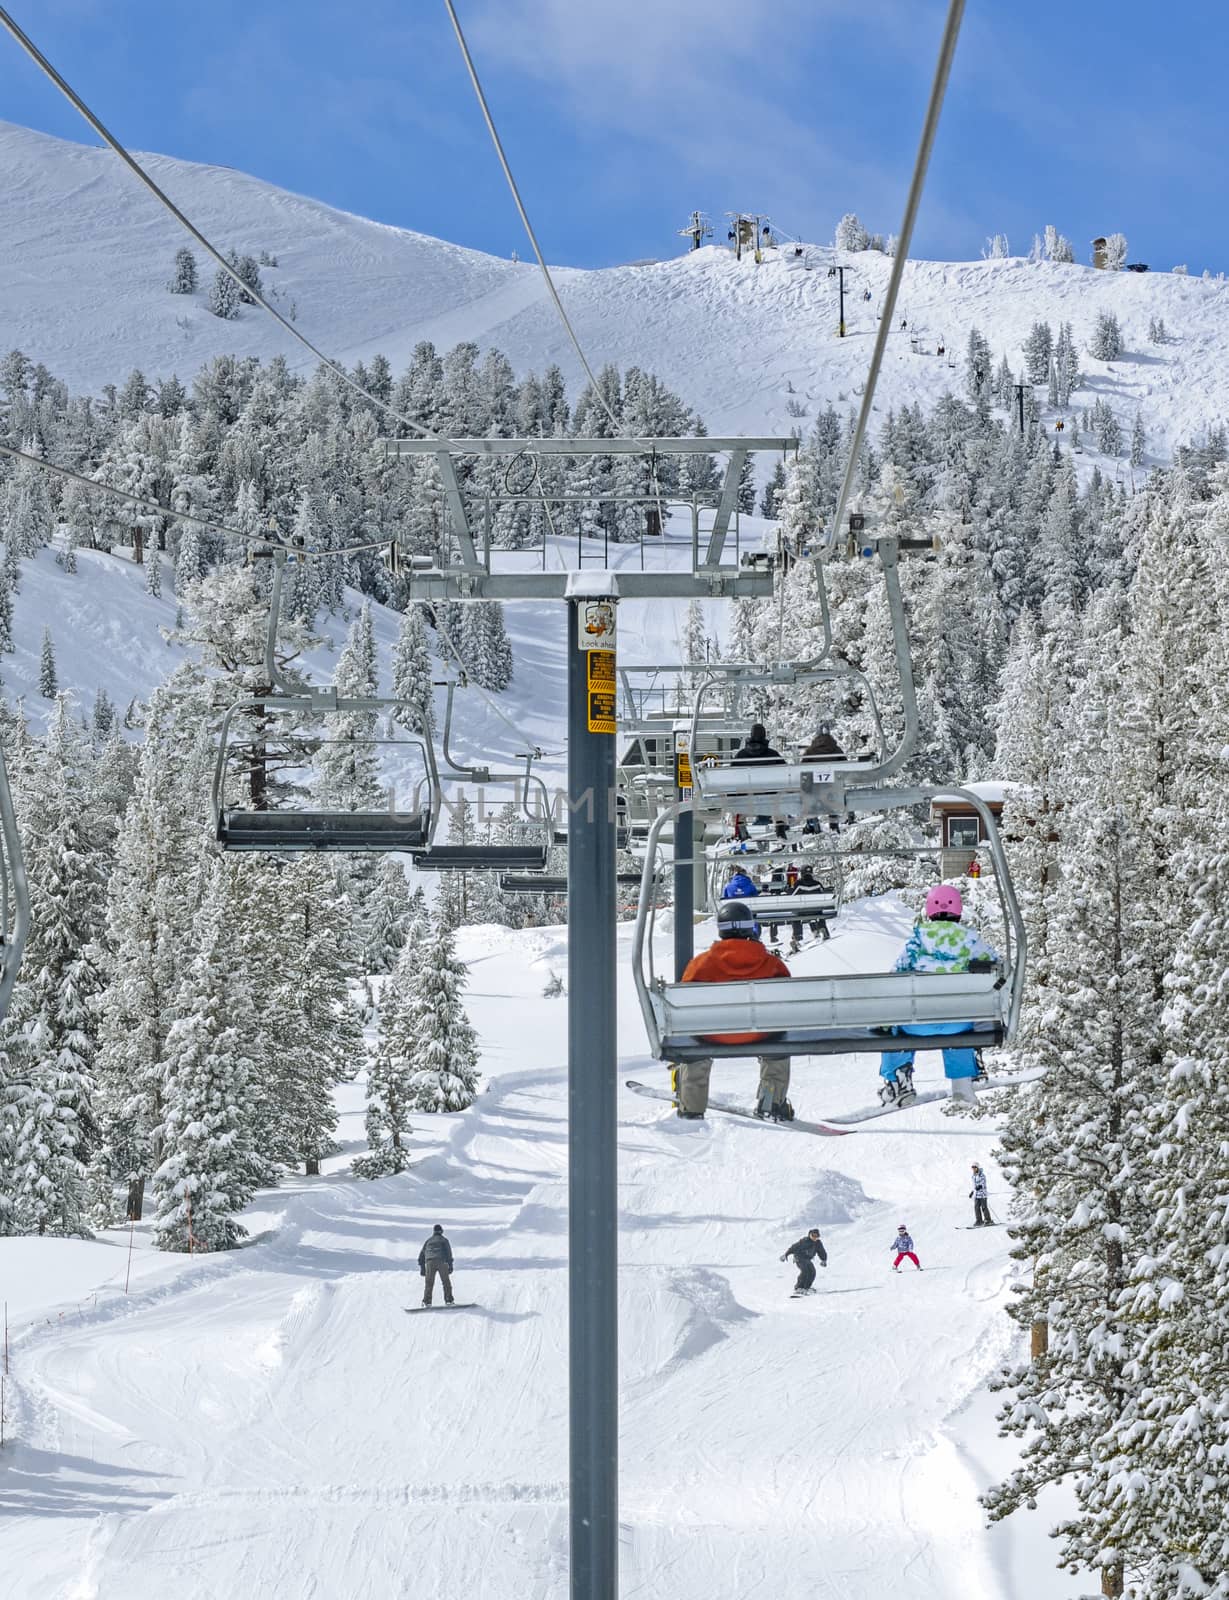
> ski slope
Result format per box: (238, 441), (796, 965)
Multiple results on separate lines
(4, 119), (1229, 463)
(2, 904), (1080, 1600)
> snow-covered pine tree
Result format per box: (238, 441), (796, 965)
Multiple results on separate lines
(404, 917), (480, 1112)
(460, 601), (514, 692)
(315, 603), (383, 810)
(364, 855), (415, 973)
(207, 267), (240, 320)
(1102, 231), (1128, 271)
(1022, 322), (1053, 383)
(354, 918), (422, 1177)
(38, 627), (57, 698)
(834, 213), (870, 251)
(1090, 311), (1123, 361)
(167, 247), (198, 294)
(152, 865), (257, 1251)
(1130, 410), (1146, 468)
(3, 698), (108, 1234)
(391, 602), (435, 734)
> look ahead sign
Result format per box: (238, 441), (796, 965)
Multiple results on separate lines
(576, 600), (617, 650)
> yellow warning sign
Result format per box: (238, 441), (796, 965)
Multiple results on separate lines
(674, 732), (693, 791)
(587, 650), (616, 734)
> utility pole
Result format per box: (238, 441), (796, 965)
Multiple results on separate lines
(827, 265), (848, 337)
(566, 579), (619, 1600)
(1013, 383), (1027, 434)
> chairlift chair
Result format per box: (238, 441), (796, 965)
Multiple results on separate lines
(212, 691), (439, 853)
(634, 784), (1024, 1062)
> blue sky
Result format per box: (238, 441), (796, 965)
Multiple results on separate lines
(3, 0), (1227, 273)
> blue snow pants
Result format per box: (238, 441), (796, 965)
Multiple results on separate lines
(879, 1021), (979, 1081)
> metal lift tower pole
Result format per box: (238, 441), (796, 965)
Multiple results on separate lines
(566, 583), (619, 1599)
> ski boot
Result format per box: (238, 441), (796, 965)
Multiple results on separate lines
(972, 1051), (989, 1084)
(754, 1086), (774, 1120)
(881, 1066), (917, 1108)
(770, 1098), (795, 1124)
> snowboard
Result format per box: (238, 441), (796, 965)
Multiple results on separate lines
(625, 1079), (850, 1137)
(819, 1068), (1047, 1127)
(406, 1303), (478, 1313)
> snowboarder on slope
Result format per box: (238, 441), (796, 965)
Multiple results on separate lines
(418, 1224), (455, 1306)
(782, 1228), (828, 1294)
(878, 885), (1000, 1107)
(673, 901), (791, 1120)
(892, 1225), (921, 1271)
(970, 1164), (992, 1227)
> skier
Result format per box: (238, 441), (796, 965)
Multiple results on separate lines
(792, 862), (831, 945)
(418, 1223), (455, 1307)
(892, 1225), (921, 1271)
(674, 901), (791, 1120)
(721, 866), (759, 900)
(878, 885), (1000, 1107)
(731, 721), (784, 765)
(782, 1228), (828, 1295)
(761, 861), (790, 947)
(970, 1163), (993, 1227)
(801, 724), (845, 761)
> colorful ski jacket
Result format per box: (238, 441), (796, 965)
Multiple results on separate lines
(893, 1232), (915, 1253)
(971, 1170), (988, 1199)
(894, 917), (999, 975)
(721, 872), (759, 900)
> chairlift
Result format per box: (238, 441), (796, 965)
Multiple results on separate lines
(710, 850), (843, 925)
(212, 690), (439, 853)
(0, 746), (29, 1021)
(634, 783), (1024, 1061)
(415, 761), (555, 872)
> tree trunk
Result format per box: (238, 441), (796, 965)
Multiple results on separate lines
(1030, 1320), (1048, 1360)
(1101, 1559), (1124, 1596)
(305, 1156), (320, 1177)
(126, 1175), (145, 1222)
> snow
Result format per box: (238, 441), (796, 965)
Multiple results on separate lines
(3, 119), (1228, 466)
(2, 900), (1083, 1599)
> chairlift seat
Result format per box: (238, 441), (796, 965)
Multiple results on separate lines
(744, 891), (840, 923)
(413, 843), (551, 872)
(693, 758), (880, 809)
(218, 809), (430, 853)
(648, 969), (1007, 1061)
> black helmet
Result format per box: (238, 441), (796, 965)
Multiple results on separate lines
(717, 901), (760, 940)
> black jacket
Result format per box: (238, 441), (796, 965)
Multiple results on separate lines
(732, 737), (784, 764)
(419, 1233), (454, 1270)
(785, 1234), (827, 1265)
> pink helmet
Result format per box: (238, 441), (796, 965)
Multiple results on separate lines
(925, 884), (963, 920)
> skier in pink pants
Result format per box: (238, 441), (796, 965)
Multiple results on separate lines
(892, 1224), (922, 1271)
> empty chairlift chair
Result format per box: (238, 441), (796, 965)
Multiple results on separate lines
(212, 691), (439, 853)
(412, 766), (555, 873)
(635, 783), (1025, 1062)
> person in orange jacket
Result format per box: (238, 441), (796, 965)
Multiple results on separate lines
(674, 901), (792, 1120)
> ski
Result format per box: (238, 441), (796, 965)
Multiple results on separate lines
(819, 1068), (1047, 1127)
(625, 1079), (851, 1137)
(406, 1303), (478, 1313)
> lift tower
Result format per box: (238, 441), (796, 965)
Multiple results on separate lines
(384, 434), (793, 1600)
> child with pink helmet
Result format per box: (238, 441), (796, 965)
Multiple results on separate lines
(878, 883), (1000, 1107)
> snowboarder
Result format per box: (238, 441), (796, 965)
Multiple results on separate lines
(673, 901), (791, 1120)
(878, 885), (1000, 1107)
(782, 1228), (828, 1294)
(892, 1225), (921, 1270)
(721, 866), (759, 900)
(970, 1164), (992, 1227)
(418, 1224), (455, 1306)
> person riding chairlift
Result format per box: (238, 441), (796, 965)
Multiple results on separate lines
(878, 884), (1000, 1107)
(673, 900), (792, 1121)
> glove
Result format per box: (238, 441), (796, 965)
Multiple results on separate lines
(779, 1254), (787, 1262)
(420, 1267), (426, 1276)
(820, 1261), (827, 1268)
(969, 1191), (973, 1198)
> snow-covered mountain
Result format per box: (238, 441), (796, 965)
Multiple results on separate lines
(3, 120), (1228, 464)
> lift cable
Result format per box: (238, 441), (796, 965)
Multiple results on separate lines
(825, 0), (966, 548)
(442, 0), (671, 531)
(0, 6), (441, 444)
